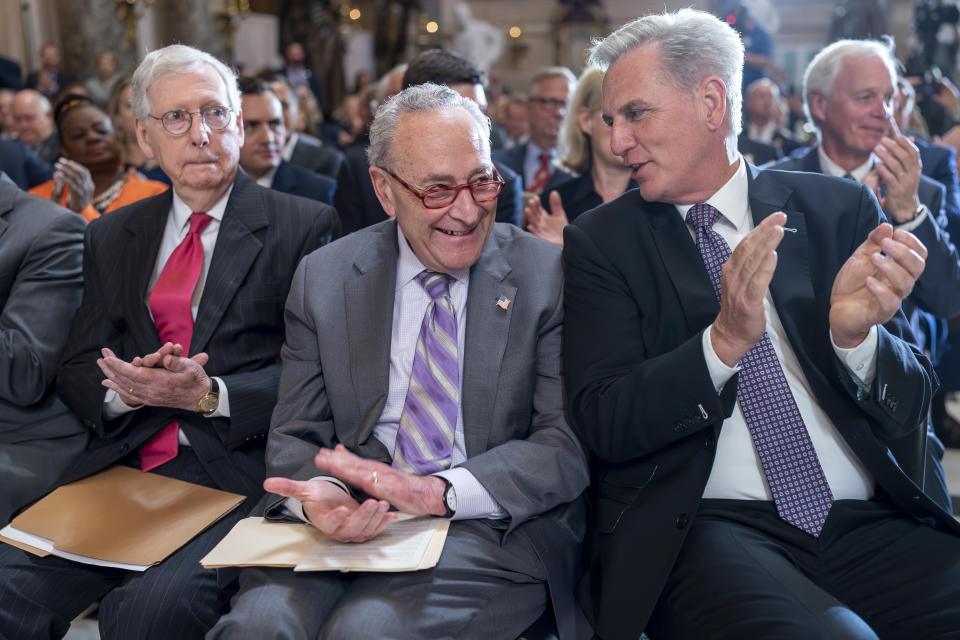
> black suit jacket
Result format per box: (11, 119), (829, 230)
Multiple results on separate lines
(56, 172), (341, 498)
(288, 133), (344, 179)
(270, 160), (336, 205)
(563, 164), (954, 640)
(333, 143), (524, 234)
(493, 142), (575, 195)
(774, 144), (960, 359)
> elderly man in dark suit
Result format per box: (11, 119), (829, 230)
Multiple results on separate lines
(209, 82), (589, 640)
(0, 174), (87, 526)
(238, 76), (335, 205)
(563, 10), (960, 640)
(0, 44), (340, 640)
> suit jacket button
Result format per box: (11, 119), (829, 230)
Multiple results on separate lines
(119, 443), (130, 454)
(674, 513), (689, 529)
(83, 419), (95, 429)
(704, 435), (716, 450)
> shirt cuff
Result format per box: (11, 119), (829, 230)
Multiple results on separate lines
(894, 205), (927, 232)
(433, 466), (506, 520)
(102, 388), (142, 419)
(201, 377), (230, 418)
(702, 325), (741, 392)
(831, 324), (878, 387)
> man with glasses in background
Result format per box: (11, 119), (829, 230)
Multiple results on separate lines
(0, 44), (340, 640)
(494, 66), (576, 195)
(208, 82), (589, 640)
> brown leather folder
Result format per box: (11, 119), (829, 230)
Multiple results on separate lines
(0, 466), (244, 568)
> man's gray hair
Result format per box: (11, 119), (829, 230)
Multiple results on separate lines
(131, 44), (240, 121)
(527, 66), (577, 94)
(367, 82), (491, 169)
(802, 38), (896, 130)
(587, 8), (744, 135)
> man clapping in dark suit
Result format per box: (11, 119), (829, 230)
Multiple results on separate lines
(563, 10), (960, 639)
(238, 76), (336, 206)
(0, 44), (340, 640)
(209, 83), (589, 640)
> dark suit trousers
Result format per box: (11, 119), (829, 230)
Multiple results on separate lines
(646, 499), (960, 640)
(0, 449), (244, 640)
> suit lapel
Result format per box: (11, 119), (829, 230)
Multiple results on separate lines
(461, 231), (515, 457)
(0, 182), (13, 242)
(647, 200), (720, 334)
(191, 173), (268, 355)
(344, 223), (397, 449)
(747, 164), (821, 366)
(121, 191), (171, 354)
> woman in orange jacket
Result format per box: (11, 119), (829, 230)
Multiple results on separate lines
(30, 94), (167, 222)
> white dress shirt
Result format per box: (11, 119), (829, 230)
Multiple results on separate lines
(677, 157), (877, 501)
(103, 186), (234, 438)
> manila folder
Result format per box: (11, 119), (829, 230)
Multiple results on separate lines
(201, 516), (449, 572)
(8, 465), (244, 566)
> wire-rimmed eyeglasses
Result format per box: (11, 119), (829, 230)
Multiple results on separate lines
(148, 105), (234, 136)
(383, 168), (504, 209)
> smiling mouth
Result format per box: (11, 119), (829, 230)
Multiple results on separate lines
(436, 227), (472, 236)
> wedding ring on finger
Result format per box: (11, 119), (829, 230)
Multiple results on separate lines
(129, 387), (135, 395)
(372, 471), (379, 485)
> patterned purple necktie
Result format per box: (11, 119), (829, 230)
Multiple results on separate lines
(393, 271), (458, 475)
(687, 203), (834, 536)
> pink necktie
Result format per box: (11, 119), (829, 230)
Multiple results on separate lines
(139, 212), (212, 472)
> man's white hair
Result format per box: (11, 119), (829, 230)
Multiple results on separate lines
(131, 44), (240, 121)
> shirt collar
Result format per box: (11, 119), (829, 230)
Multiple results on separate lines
(171, 183), (233, 231)
(817, 145), (874, 181)
(396, 224), (470, 290)
(255, 165), (279, 189)
(526, 141), (557, 162)
(282, 132), (298, 161)
(675, 155), (750, 232)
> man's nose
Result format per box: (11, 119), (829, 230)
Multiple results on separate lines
(189, 116), (211, 145)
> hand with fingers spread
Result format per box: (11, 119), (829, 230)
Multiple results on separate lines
(97, 345), (212, 411)
(263, 476), (396, 543)
(873, 119), (922, 223)
(52, 158), (96, 214)
(525, 191), (569, 247)
(313, 444), (448, 517)
(830, 224), (927, 347)
(711, 212), (786, 367)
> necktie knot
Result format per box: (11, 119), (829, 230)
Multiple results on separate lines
(188, 212), (212, 236)
(417, 271), (452, 300)
(685, 202), (722, 233)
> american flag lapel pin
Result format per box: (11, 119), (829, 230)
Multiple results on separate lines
(496, 295), (511, 311)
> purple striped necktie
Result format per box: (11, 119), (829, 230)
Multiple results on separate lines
(687, 203), (834, 536)
(393, 271), (458, 475)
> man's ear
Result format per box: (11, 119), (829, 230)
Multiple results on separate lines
(808, 92), (829, 123)
(701, 76), (728, 132)
(369, 166), (397, 218)
(133, 118), (157, 160)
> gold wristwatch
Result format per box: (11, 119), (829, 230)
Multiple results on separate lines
(197, 378), (220, 415)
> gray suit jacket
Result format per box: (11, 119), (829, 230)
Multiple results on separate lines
(0, 179), (88, 524)
(266, 220), (589, 638)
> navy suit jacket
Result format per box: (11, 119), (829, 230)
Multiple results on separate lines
(563, 163), (953, 640)
(270, 160), (336, 205)
(774, 144), (960, 360)
(0, 139), (53, 190)
(493, 142), (575, 195)
(916, 139), (960, 244)
(56, 172), (341, 499)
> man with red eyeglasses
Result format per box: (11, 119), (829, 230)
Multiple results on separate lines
(209, 82), (589, 640)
